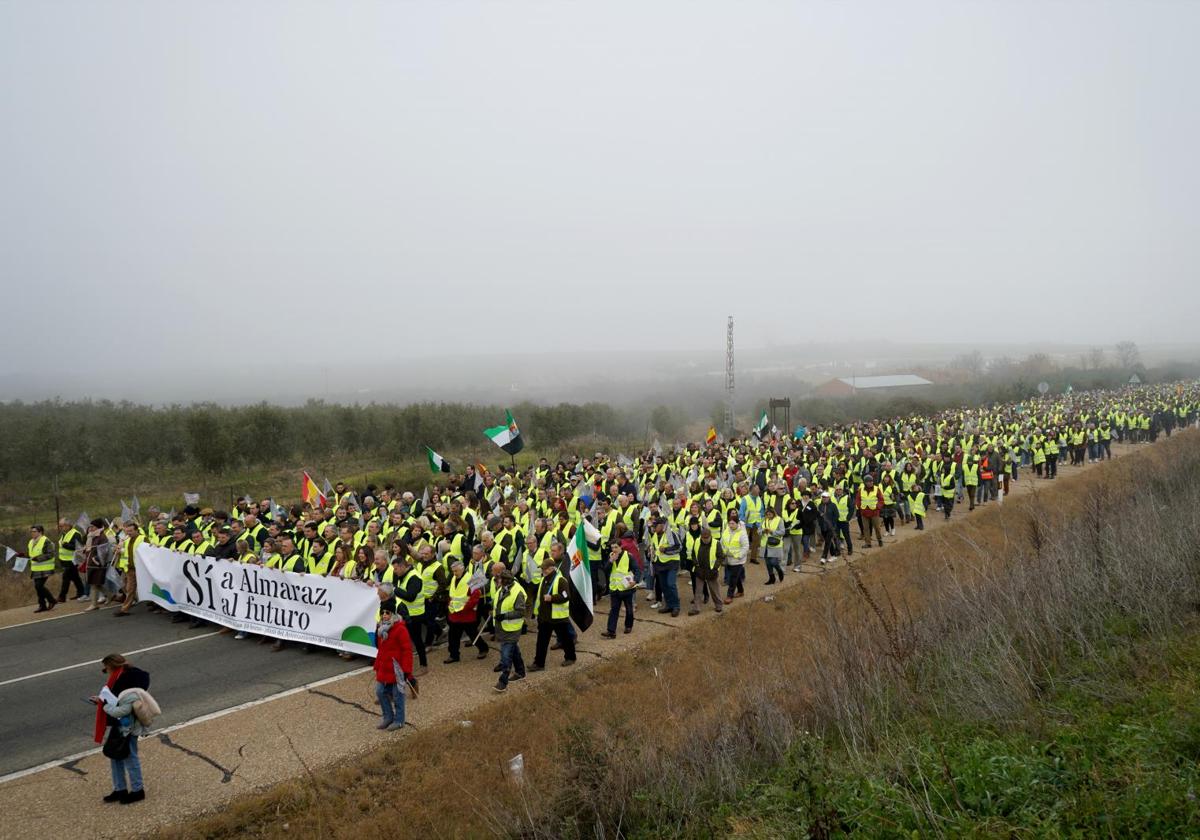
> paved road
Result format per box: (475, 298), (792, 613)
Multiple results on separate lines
(0, 608), (361, 777)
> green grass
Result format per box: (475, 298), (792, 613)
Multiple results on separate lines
(700, 622), (1200, 839)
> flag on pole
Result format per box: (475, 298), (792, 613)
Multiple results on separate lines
(131, 496), (141, 518)
(302, 471), (326, 507)
(566, 520), (600, 631)
(183, 492), (200, 506)
(705, 426), (718, 445)
(75, 512), (91, 532)
(753, 411), (769, 440)
(119, 499), (133, 523)
(419, 486), (430, 514)
(484, 410), (525, 455)
(323, 477), (335, 501)
(425, 446), (451, 474)
(3, 546), (15, 564)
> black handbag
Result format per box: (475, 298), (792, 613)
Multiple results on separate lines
(102, 727), (131, 761)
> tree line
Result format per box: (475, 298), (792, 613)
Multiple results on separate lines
(0, 399), (651, 481)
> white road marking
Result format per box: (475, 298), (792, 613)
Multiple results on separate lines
(0, 666), (373, 785)
(0, 604), (116, 631)
(0, 632), (221, 688)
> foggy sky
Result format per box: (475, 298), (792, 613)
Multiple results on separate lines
(2, 1), (1197, 397)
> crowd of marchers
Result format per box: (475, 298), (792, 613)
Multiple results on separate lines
(22, 382), (1198, 730)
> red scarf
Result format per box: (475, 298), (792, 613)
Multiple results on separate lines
(93, 666), (122, 743)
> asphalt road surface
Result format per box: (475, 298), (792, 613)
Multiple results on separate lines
(0, 607), (361, 777)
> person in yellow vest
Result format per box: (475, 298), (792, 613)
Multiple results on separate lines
(600, 540), (637, 636)
(688, 525), (725, 615)
(443, 559), (489, 663)
(721, 511), (749, 603)
(739, 484), (765, 565)
(492, 568), (528, 692)
(113, 521), (143, 618)
(27, 525), (58, 612)
(55, 518), (87, 602)
(391, 554), (429, 675)
(761, 507), (787, 585)
(529, 557), (575, 670)
(907, 486), (927, 531)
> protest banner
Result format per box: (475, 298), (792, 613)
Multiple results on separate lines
(134, 544), (379, 656)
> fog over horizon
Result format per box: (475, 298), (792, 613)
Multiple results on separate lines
(2, 1), (1197, 405)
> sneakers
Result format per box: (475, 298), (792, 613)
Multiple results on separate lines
(234, 632), (247, 640)
(687, 609), (699, 616)
(510, 672), (526, 682)
(623, 626), (632, 634)
(560, 658), (576, 667)
(494, 681), (507, 693)
(443, 657), (460, 664)
(386, 722), (404, 731)
(376, 720), (393, 730)
(600, 631), (616, 638)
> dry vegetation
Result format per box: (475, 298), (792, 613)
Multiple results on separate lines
(157, 429), (1200, 839)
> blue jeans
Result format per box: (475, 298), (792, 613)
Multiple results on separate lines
(498, 640), (525, 687)
(654, 564), (679, 612)
(110, 734), (142, 793)
(375, 681), (404, 726)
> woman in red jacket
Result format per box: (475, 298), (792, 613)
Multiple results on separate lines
(443, 559), (489, 663)
(373, 600), (414, 731)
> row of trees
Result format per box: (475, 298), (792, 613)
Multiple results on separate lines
(0, 400), (652, 481)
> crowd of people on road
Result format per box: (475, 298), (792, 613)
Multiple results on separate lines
(21, 382), (1198, 732)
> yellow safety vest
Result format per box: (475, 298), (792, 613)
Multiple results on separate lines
(419, 561), (440, 599)
(28, 536), (55, 574)
(537, 571), (570, 621)
(742, 496), (764, 526)
(57, 528), (80, 564)
(118, 535), (143, 572)
(608, 551), (634, 592)
(400, 568), (426, 618)
(448, 573), (472, 614)
(498, 584), (525, 632)
(909, 491), (927, 517)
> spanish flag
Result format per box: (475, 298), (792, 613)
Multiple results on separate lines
(301, 471), (326, 507)
(705, 426), (718, 445)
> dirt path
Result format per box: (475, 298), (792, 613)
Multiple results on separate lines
(0, 443), (1147, 839)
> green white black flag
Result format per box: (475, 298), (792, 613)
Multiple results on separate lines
(484, 410), (525, 456)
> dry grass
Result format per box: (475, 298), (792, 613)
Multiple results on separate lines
(160, 430), (1200, 840)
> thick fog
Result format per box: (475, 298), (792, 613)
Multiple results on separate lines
(1, 1), (1197, 404)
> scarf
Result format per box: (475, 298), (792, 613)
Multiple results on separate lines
(94, 666), (122, 743)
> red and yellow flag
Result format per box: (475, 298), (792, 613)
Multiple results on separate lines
(705, 426), (718, 445)
(301, 471), (326, 507)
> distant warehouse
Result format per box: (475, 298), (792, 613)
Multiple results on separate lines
(815, 374), (934, 398)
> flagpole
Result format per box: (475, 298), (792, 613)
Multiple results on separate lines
(53, 473), (61, 529)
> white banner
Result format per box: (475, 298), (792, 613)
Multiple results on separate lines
(134, 544), (379, 656)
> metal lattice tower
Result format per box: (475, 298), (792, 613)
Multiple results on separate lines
(724, 316), (735, 434)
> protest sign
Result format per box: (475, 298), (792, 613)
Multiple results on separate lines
(135, 544), (379, 656)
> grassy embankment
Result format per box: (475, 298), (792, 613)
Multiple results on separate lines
(159, 430), (1200, 839)
(0, 438), (628, 610)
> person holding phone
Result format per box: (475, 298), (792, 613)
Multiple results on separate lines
(91, 654), (151, 804)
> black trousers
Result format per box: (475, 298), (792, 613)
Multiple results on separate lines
(33, 574), (56, 609)
(534, 620), (575, 666)
(404, 616), (428, 667)
(58, 564), (85, 600)
(447, 620), (487, 659)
